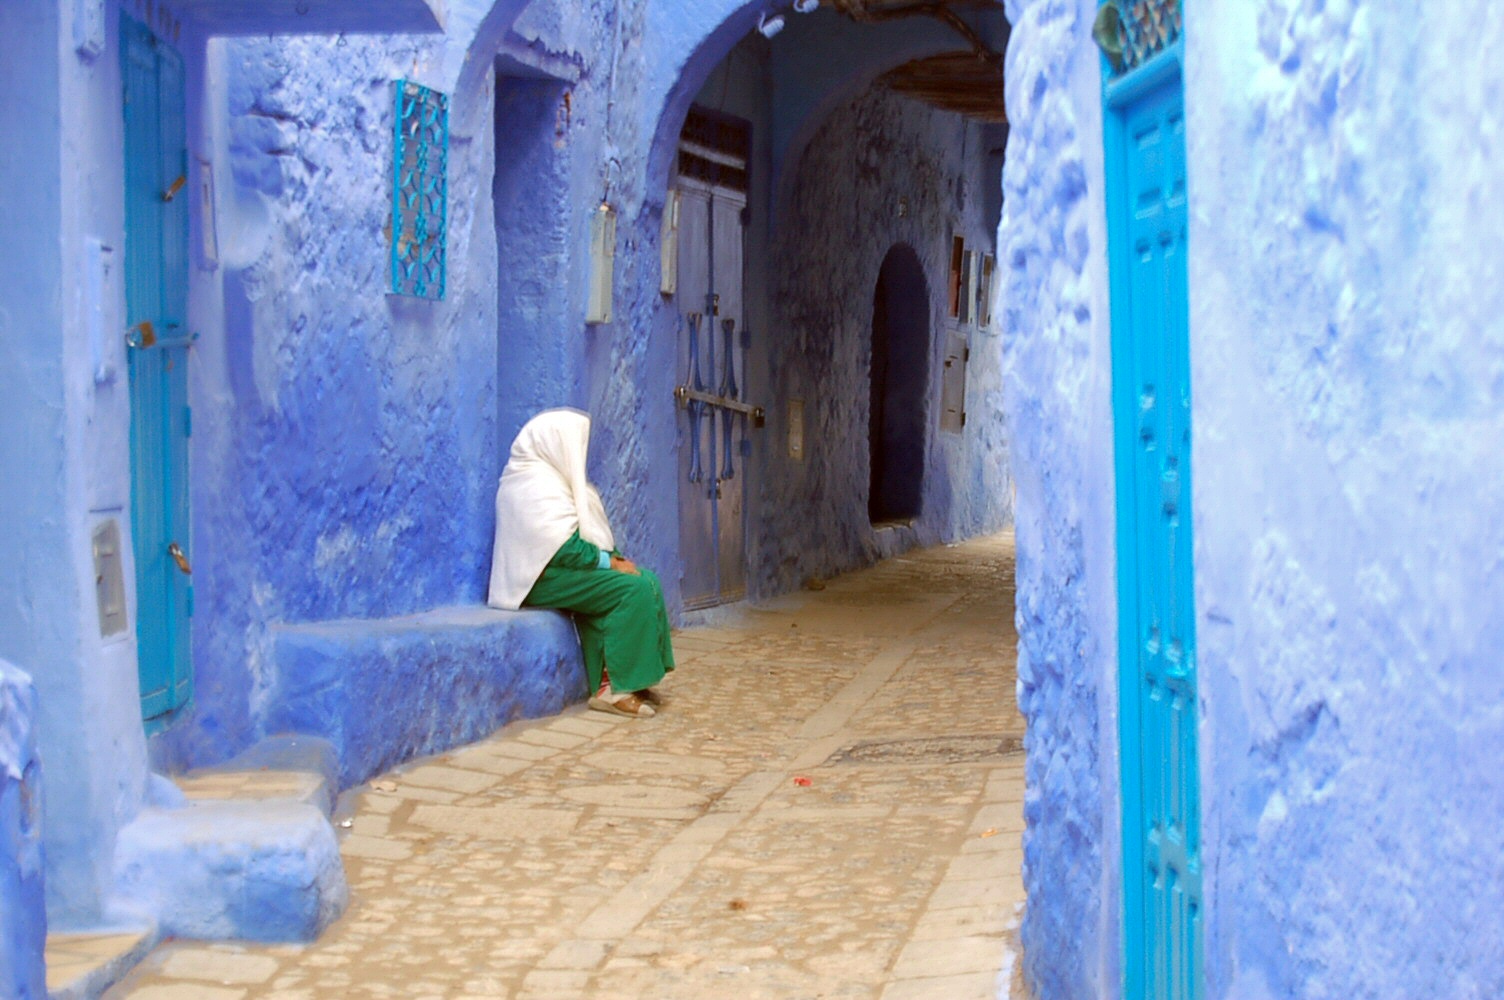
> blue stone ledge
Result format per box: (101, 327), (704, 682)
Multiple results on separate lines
(263, 606), (589, 789)
(114, 801), (346, 942)
(0, 659), (46, 1000)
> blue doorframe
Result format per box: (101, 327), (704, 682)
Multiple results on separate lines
(122, 14), (193, 726)
(1104, 36), (1202, 1000)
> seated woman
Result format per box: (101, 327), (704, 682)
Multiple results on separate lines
(487, 408), (674, 718)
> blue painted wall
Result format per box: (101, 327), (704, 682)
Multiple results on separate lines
(1187, 3), (1504, 995)
(1002, 0), (1504, 996)
(149, 0), (1015, 777)
(996, 3), (1116, 996)
(0, 0), (159, 928)
(0, 662), (46, 1000)
(764, 84), (1012, 593)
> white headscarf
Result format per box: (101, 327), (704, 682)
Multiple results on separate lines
(487, 409), (616, 610)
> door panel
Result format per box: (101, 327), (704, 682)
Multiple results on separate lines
(675, 186), (718, 607)
(1110, 59), (1201, 1000)
(674, 180), (748, 610)
(711, 189), (746, 601)
(123, 15), (192, 722)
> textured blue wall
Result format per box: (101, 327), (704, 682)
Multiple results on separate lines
(998, 1), (1115, 996)
(159, 31), (507, 770)
(765, 85), (1012, 594)
(151, 1), (1014, 817)
(1188, 3), (1504, 996)
(0, 662), (46, 1000)
(1003, 0), (1504, 997)
(0, 0), (157, 927)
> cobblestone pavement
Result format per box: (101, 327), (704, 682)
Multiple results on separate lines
(106, 533), (1027, 1000)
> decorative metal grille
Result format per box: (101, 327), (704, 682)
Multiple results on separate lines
(390, 80), (449, 300)
(1099, 0), (1182, 76)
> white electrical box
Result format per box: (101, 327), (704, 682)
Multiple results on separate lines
(587, 202), (617, 324)
(659, 189), (680, 297)
(787, 399), (805, 460)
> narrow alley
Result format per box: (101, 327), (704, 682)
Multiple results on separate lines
(97, 535), (1025, 1000)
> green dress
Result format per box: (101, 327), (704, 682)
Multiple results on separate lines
(523, 531), (675, 694)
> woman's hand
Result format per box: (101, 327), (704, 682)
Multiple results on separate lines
(610, 554), (641, 576)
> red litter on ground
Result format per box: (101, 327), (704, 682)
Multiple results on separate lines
(793, 776), (812, 787)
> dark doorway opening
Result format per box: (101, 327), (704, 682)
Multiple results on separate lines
(869, 244), (930, 524)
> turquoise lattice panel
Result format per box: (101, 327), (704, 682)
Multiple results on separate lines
(1099, 0), (1182, 75)
(391, 79), (449, 300)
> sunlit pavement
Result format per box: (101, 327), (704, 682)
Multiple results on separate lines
(107, 533), (1027, 1000)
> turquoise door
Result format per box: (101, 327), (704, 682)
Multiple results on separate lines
(1104, 23), (1201, 1000)
(122, 14), (193, 724)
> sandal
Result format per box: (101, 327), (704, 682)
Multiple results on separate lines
(588, 690), (656, 718)
(636, 687), (666, 707)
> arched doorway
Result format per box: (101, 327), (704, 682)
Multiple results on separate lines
(869, 244), (930, 525)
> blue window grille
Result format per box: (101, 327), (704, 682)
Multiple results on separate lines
(391, 79), (449, 299)
(1095, 0), (1182, 76)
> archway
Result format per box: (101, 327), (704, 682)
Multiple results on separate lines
(869, 244), (931, 524)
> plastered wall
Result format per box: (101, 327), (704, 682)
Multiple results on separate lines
(763, 85), (1012, 594)
(1002, 0), (1504, 996)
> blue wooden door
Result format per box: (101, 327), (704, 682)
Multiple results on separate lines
(122, 14), (192, 723)
(1105, 33), (1201, 1000)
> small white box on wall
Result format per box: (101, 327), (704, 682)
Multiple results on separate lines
(659, 190), (680, 297)
(587, 202), (617, 324)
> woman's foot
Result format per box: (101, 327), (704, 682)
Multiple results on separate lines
(588, 685), (656, 718)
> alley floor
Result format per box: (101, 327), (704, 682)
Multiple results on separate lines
(103, 533), (1027, 1000)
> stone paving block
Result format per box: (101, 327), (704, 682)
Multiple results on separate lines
(946, 849), (1020, 882)
(892, 933), (1008, 979)
(486, 741), (560, 761)
(390, 785), (461, 804)
(406, 804), (580, 839)
(119, 984), (248, 1000)
(969, 802), (1025, 834)
(519, 968), (591, 993)
(880, 970), (999, 1000)
(559, 784), (707, 810)
(538, 938), (612, 969)
(927, 876), (1017, 910)
(358, 792), (401, 813)
(160, 949), (279, 984)
(911, 902), (1013, 941)
(960, 828), (1023, 854)
(444, 749), (532, 776)
(339, 834), (412, 861)
(547, 716), (617, 738)
(517, 728), (590, 750)
(583, 750), (728, 779)
(398, 764), (497, 795)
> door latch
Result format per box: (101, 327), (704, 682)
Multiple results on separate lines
(126, 320), (156, 349)
(168, 541), (192, 575)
